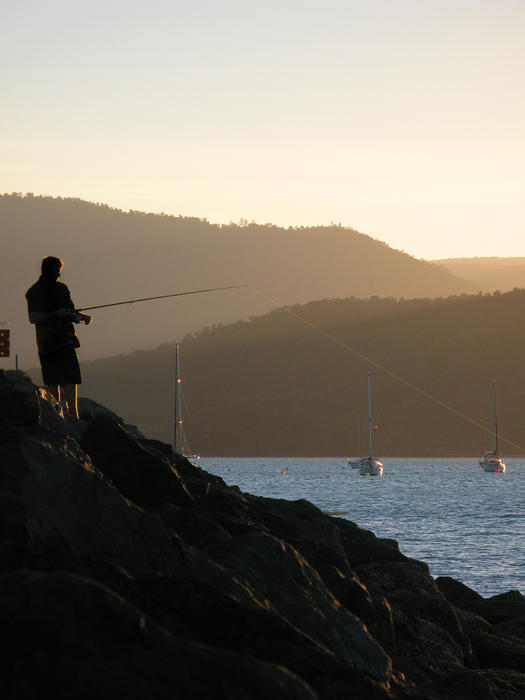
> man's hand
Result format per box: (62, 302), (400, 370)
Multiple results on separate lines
(70, 312), (91, 325)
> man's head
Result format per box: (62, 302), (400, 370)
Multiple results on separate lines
(41, 256), (63, 280)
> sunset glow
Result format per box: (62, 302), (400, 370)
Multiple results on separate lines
(2, 0), (524, 259)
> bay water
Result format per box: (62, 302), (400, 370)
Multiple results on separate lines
(202, 457), (525, 598)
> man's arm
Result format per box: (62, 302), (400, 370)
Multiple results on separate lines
(27, 308), (73, 325)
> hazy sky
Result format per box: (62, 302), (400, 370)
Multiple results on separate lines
(2, 0), (524, 259)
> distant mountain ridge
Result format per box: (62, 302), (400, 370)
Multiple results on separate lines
(432, 257), (525, 292)
(1, 193), (474, 367)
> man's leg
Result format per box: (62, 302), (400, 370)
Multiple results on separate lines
(46, 384), (61, 403)
(63, 383), (79, 419)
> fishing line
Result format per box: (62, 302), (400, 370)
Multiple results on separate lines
(250, 285), (525, 455)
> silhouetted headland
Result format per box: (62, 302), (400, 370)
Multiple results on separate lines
(73, 289), (525, 455)
(1, 369), (525, 698)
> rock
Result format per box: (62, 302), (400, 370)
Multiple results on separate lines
(478, 668), (525, 699)
(0, 369), (40, 425)
(470, 631), (525, 673)
(0, 570), (317, 700)
(1, 372), (525, 699)
(436, 576), (484, 609)
(79, 414), (194, 509)
(470, 590), (525, 625)
(453, 607), (493, 640)
(78, 395), (144, 438)
(78, 395), (125, 424)
(493, 614), (525, 642)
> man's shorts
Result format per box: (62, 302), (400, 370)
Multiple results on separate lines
(39, 346), (82, 386)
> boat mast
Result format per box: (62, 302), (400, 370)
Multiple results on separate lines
(174, 343), (183, 453)
(492, 379), (499, 457)
(483, 416), (489, 453)
(367, 371), (373, 459)
(356, 413), (361, 459)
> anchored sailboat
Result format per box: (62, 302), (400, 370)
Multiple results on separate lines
(479, 380), (505, 473)
(349, 372), (383, 477)
(174, 343), (201, 468)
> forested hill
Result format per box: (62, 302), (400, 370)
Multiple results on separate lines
(1, 193), (473, 367)
(58, 288), (525, 457)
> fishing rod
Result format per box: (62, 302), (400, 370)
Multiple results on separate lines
(75, 284), (248, 313)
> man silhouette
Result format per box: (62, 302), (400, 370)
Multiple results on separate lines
(26, 256), (91, 418)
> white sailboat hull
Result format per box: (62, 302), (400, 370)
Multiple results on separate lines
(358, 457), (383, 477)
(479, 456), (505, 473)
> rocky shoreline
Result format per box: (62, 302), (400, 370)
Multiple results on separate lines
(1, 369), (524, 699)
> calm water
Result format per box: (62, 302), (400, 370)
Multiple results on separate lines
(202, 457), (525, 598)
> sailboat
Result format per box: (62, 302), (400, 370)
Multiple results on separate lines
(174, 343), (201, 468)
(349, 372), (383, 477)
(479, 380), (505, 473)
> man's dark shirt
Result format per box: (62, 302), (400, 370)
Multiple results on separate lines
(26, 276), (77, 354)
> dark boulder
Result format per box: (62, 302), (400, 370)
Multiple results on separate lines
(470, 631), (525, 674)
(436, 576), (484, 609)
(492, 614), (525, 642)
(0, 369), (40, 425)
(0, 569), (317, 700)
(470, 590), (525, 626)
(80, 414), (194, 509)
(1, 371), (525, 699)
